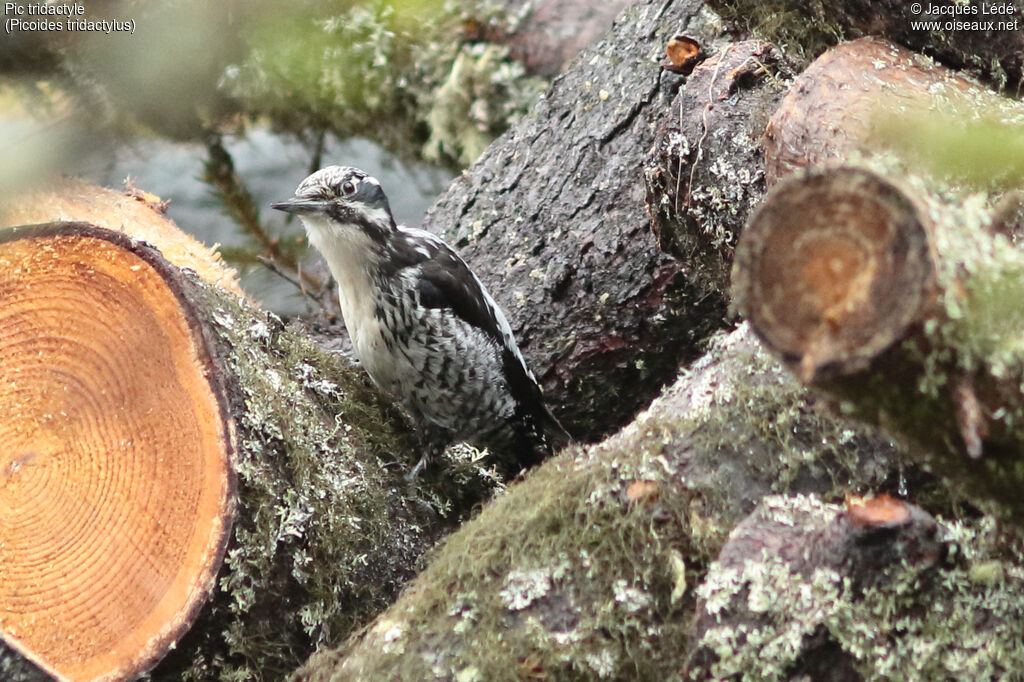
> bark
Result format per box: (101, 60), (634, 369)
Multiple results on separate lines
(478, 0), (636, 78)
(762, 37), (1023, 188)
(0, 204), (491, 681)
(705, 0), (1024, 92)
(644, 38), (793, 289)
(684, 494), (1024, 680)
(733, 39), (1024, 524)
(423, 0), (736, 442)
(290, 326), (934, 681)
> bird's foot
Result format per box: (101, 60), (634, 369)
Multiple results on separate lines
(404, 454), (430, 484)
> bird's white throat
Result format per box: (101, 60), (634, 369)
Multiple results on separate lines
(300, 214), (382, 356)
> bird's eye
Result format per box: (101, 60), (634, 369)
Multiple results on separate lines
(342, 181), (356, 196)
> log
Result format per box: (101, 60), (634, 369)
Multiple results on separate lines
(291, 326), (924, 681)
(0, 177), (244, 298)
(685, 493), (1024, 680)
(423, 0), (736, 442)
(0, 223), (234, 681)
(733, 38), (1024, 523)
(705, 0), (1024, 92)
(0, 218), (485, 681)
(762, 37), (1024, 188)
(733, 167), (936, 381)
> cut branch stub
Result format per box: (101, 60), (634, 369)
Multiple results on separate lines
(0, 223), (235, 681)
(732, 168), (934, 381)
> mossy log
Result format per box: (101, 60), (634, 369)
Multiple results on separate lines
(423, 0), (735, 442)
(685, 494), (1024, 679)
(0, 220), (482, 681)
(290, 326), (923, 681)
(644, 38), (792, 290)
(733, 36), (1024, 524)
(705, 0), (1024, 91)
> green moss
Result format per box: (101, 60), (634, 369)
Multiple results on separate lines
(703, 1), (846, 66)
(679, 329), (895, 503)
(297, 327), (921, 680)
(318, 437), (700, 680)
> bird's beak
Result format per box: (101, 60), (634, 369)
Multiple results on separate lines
(271, 197), (329, 215)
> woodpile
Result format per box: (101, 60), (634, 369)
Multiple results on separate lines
(4, 1), (1024, 680)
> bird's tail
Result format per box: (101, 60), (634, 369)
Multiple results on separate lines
(541, 405), (573, 453)
(492, 406), (572, 476)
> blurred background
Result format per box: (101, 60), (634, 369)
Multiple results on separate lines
(0, 0), (575, 314)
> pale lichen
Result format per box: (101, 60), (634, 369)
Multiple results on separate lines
(690, 494), (1024, 681)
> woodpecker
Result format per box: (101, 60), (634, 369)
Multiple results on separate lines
(272, 165), (568, 478)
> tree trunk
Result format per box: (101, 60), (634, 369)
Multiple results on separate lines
(733, 38), (1024, 525)
(422, 0), (739, 442)
(0, 207), (490, 681)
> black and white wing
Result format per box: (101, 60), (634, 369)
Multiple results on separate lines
(393, 227), (567, 466)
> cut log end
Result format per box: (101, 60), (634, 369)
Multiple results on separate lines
(845, 493), (910, 527)
(733, 168), (933, 381)
(0, 223), (235, 680)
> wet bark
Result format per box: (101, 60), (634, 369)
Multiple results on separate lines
(424, 0), (740, 443)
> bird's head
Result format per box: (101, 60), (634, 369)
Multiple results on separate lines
(272, 166), (397, 251)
